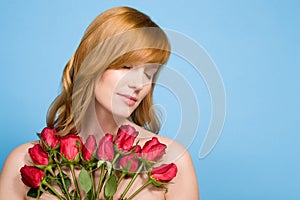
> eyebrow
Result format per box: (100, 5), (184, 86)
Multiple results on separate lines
(144, 64), (160, 70)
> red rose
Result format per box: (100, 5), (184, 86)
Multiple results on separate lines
(82, 135), (97, 161)
(133, 145), (142, 154)
(115, 125), (139, 152)
(60, 134), (83, 161)
(97, 133), (114, 162)
(28, 144), (49, 165)
(119, 154), (139, 173)
(151, 163), (178, 182)
(141, 137), (167, 162)
(20, 165), (44, 188)
(40, 127), (59, 149)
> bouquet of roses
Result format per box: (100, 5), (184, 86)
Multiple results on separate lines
(20, 125), (178, 200)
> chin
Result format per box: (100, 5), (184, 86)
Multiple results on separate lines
(112, 110), (133, 120)
(110, 102), (141, 121)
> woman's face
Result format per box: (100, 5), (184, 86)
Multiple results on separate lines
(95, 63), (160, 119)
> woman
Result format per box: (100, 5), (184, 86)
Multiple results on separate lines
(0, 6), (199, 199)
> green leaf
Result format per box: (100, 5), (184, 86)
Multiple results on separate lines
(104, 174), (117, 197)
(84, 189), (94, 200)
(79, 168), (92, 194)
(27, 188), (43, 198)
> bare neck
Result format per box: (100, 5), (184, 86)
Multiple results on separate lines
(78, 101), (130, 142)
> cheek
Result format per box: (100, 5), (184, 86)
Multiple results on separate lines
(95, 74), (115, 104)
(141, 84), (152, 98)
(99, 71), (123, 91)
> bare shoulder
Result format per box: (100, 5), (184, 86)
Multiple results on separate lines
(139, 127), (190, 164)
(125, 121), (199, 199)
(140, 131), (200, 199)
(130, 121), (191, 164)
(2, 141), (36, 165)
(0, 141), (38, 199)
(155, 136), (199, 199)
(1, 141), (38, 167)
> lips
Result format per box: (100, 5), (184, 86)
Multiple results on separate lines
(117, 93), (138, 107)
(118, 93), (138, 102)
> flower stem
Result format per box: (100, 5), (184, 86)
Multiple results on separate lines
(119, 163), (144, 200)
(90, 167), (96, 199)
(96, 164), (106, 199)
(126, 180), (152, 200)
(56, 164), (71, 200)
(70, 164), (81, 199)
(42, 180), (65, 200)
(53, 152), (71, 200)
(37, 186), (43, 199)
(112, 153), (120, 165)
(117, 172), (126, 186)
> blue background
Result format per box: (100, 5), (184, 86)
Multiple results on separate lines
(0, 0), (299, 199)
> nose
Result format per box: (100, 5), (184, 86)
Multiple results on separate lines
(128, 68), (145, 91)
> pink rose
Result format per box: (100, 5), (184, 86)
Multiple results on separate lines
(115, 125), (139, 152)
(119, 154), (139, 173)
(82, 135), (97, 161)
(141, 137), (167, 162)
(119, 145), (141, 173)
(97, 133), (114, 162)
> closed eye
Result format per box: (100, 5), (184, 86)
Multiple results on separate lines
(122, 66), (132, 70)
(144, 72), (152, 79)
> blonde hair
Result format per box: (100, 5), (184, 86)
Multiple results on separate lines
(46, 6), (170, 136)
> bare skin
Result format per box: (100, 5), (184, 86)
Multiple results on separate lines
(0, 122), (199, 199)
(0, 64), (199, 199)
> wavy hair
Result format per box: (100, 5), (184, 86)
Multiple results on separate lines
(46, 6), (170, 136)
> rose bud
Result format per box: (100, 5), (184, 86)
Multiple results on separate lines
(119, 154), (139, 173)
(20, 165), (44, 188)
(115, 125), (139, 152)
(133, 145), (142, 154)
(82, 135), (97, 161)
(97, 133), (114, 162)
(151, 163), (178, 182)
(28, 144), (49, 165)
(60, 134), (83, 161)
(40, 127), (59, 149)
(141, 137), (167, 162)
